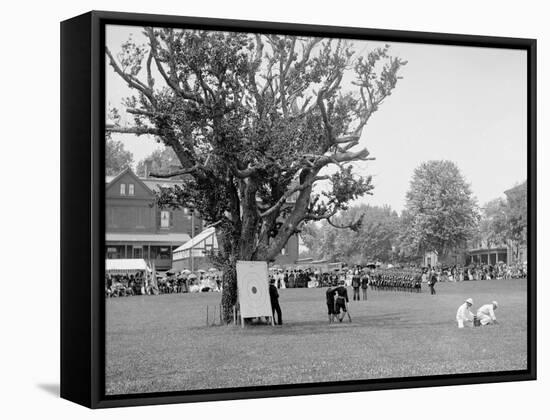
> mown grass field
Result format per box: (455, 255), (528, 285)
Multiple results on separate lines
(105, 279), (527, 395)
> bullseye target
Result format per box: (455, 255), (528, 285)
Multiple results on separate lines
(236, 261), (273, 320)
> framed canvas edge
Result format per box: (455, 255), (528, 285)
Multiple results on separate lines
(60, 10), (537, 409)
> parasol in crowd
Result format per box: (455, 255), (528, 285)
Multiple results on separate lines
(188, 273), (198, 279)
(208, 268), (218, 272)
(181, 269), (191, 275)
(197, 269), (206, 274)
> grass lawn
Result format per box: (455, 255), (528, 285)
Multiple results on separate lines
(105, 279), (527, 395)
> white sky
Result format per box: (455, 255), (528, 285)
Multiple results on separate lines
(106, 25), (527, 212)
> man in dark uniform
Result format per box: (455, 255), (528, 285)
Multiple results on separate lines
(429, 270), (438, 295)
(361, 272), (369, 300)
(352, 271), (361, 301)
(333, 281), (351, 322)
(288, 271), (295, 288)
(269, 279), (283, 325)
(414, 272), (422, 292)
(326, 286), (336, 323)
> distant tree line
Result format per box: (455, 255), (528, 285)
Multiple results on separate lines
(106, 137), (527, 268)
(300, 161), (526, 266)
(106, 135), (179, 178)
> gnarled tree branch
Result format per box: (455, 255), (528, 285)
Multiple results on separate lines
(106, 124), (159, 136)
(149, 165), (199, 178)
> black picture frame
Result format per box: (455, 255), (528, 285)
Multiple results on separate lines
(61, 10), (537, 409)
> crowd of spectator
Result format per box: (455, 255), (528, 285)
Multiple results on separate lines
(426, 262), (527, 282)
(105, 272), (222, 297)
(267, 261), (527, 291)
(106, 261), (527, 298)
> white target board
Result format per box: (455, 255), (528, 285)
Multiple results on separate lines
(236, 261), (273, 320)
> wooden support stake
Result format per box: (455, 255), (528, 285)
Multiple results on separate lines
(206, 305), (209, 327)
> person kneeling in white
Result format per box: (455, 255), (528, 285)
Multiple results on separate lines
(477, 301), (498, 325)
(456, 298), (474, 328)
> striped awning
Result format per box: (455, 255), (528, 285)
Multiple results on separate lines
(106, 259), (152, 274)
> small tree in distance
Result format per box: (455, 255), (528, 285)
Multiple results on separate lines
(302, 204), (400, 264)
(478, 182), (527, 261)
(106, 135), (134, 176)
(135, 147), (180, 177)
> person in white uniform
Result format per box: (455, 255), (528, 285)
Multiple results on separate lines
(456, 298), (474, 328)
(278, 270), (286, 289)
(476, 301), (498, 325)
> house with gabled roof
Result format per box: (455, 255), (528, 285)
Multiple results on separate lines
(105, 166), (203, 271)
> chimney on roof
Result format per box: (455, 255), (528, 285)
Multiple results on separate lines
(144, 159), (153, 179)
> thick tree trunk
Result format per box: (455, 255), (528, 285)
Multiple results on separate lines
(221, 263), (237, 323)
(218, 223), (258, 324)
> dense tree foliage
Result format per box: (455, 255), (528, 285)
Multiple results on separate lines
(302, 204), (400, 264)
(478, 182), (527, 259)
(135, 147), (180, 177)
(399, 160), (479, 257)
(477, 198), (508, 248)
(105, 135), (134, 176)
(106, 29), (405, 320)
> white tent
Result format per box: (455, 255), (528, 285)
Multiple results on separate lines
(173, 227), (219, 261)
(106, 259), (152, 275)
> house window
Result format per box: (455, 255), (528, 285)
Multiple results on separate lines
(160, 211), (170, 228)
(128, 184), (135, 196)
(120, 183), (126, 195)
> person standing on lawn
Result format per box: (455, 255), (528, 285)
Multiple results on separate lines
(360, 271), (369, 300)
(352, 270), (361, 301)
(429, 269), (438, 295)
(326, 286), (336, 323)
(288, 271), (295, 288)
(269, 279), (283, 325)
(333, 281), (351, 322)
(278, 270), (286, 289)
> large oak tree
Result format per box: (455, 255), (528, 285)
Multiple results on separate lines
(106, 28), (406, 320)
